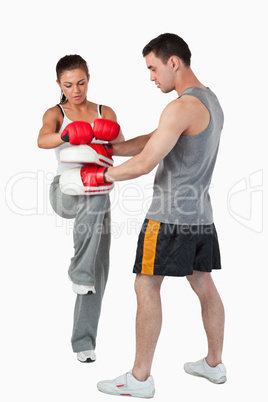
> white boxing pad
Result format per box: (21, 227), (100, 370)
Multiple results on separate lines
(60, 144), (113, 167)
(59, 167), (114, 196)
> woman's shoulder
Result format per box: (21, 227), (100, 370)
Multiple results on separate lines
(43, 105), (63, 120)
(100, 104), (117, 120)
(86, 101), (116, 120)
(42, 105), (64, 132)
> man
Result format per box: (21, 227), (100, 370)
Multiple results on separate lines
(97, 33), (226, 397)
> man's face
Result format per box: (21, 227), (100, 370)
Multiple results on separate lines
(145, 52), (175, 94)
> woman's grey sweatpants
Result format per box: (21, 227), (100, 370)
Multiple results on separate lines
(49, 175), (110, 352)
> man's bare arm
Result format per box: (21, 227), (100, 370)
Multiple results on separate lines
(105, 100), (191, 182)
(112, 131), (155, 157)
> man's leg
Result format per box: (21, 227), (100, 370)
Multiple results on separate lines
(132, 274), (165, 381)
(97, 274), (162, 397)
(186, 271), (225, 366)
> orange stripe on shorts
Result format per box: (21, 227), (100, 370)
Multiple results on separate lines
(141, 220), (161, 275)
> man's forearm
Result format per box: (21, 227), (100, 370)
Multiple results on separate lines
(112, 132), (154, 157)
(105, 153), (150, 182)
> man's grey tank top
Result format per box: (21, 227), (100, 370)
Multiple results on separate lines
(146, 87), (224, 225)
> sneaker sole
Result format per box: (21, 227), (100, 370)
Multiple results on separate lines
(184, 364), (227, 384)
(97, 386), (155, 398)
(78, 357), (96, 363)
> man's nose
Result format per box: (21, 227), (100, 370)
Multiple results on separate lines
(150, 72), (155, 81)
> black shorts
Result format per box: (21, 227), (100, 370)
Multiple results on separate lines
(133, 219), (221, 277)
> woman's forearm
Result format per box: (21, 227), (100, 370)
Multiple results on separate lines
(37, 132), (64, 149)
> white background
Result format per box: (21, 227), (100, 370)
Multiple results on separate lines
(1, 0), (267, 401)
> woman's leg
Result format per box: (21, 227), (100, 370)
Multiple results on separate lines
(71, 203), (111, 353)
(50, 177), (111, 354)
(68, 194), (109, 288)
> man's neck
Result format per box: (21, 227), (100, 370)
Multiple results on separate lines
(175, 68), (207, 96)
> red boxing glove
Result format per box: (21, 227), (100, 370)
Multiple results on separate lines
(61, 121), (93, 145)
(81, 165), (109, 189)
(93, 119), (120, 141)
(59, 165), (113, 195)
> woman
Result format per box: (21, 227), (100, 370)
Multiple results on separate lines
(38, 54), (124, 363)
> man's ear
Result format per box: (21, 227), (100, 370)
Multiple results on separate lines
(169, 56), (180, 71)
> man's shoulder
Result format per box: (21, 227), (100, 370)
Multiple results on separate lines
(171, 95), (201, 108)
(163, 96), (197, 117)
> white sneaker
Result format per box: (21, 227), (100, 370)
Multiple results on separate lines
(77, 350), (96, 363)
(97, 371), (155, 398)
(184, 358), (227, 384)
(72, 283), (96, 295)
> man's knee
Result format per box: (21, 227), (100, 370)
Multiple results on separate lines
(186, 271), (214, 294)
(134, 274), (163, 299)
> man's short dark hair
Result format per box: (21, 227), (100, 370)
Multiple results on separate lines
(142, 33), (191, 67)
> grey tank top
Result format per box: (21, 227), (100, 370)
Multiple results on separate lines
(146, 87), (224, 225)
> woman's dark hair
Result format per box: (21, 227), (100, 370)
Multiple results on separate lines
(142, 33), (191, 67)
(56, 55), (89, 104)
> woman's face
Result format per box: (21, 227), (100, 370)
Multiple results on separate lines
(57, 69), (89, 104)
